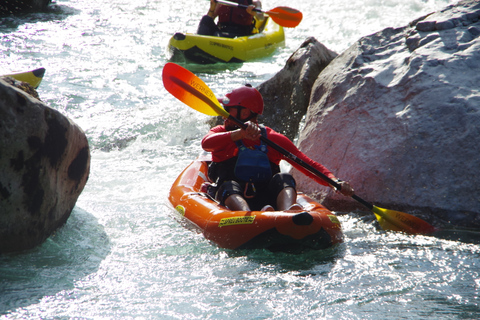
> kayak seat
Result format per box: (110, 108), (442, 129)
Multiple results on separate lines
(254, 17), (269, 34)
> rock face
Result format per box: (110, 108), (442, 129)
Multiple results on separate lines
(0, 79), (90, 253)
(0, 0), (51, 15)
(293, 0), (480, 228)
(258, 37), (338, 140)
(208, 37), (338, 139)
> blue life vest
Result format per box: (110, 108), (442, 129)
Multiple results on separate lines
(234, 126), (272, 182)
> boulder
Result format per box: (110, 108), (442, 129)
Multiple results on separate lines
(0, 79), (90, 253)
(0, 0), (51, 16)
(293, 0), (480, 228)
(259, 37), (338, 140)
(207, 37), (338, 138)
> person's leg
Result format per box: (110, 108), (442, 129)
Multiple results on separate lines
(276, 187), (297, 211)
(225, 194), (250, 211)
(197, 15), (219, 35)
(269, 173), (301, 211)
(216, 181), (251, 211)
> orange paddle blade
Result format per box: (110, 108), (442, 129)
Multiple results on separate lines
(373, 206), (437, 234)
(266, 7), (303, 28)
(162, 63), (227, 117)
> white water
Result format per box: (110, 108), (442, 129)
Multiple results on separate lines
(3, 0), (480, 319)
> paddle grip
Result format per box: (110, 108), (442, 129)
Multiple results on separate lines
(215, 0), (264, 13)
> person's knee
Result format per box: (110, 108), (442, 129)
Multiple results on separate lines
(270, 173), (296, 193)
(268, 173), (296, 199)
(197, 15), (218, 35)
(216, 180), (243, 205)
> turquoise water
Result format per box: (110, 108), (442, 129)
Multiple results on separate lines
(2, 0), (479, 319)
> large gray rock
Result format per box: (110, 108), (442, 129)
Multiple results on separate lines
(0, 79), (90, 253)
(293, 0), (480, 228)
(259, 37), (338, 140)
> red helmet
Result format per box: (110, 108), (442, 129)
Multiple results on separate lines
(220, 85), (264, 115)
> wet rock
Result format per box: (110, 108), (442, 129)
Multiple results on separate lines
(258, 37), (338, 140)
(293, 0), (480, 228)
(0, 79), (90, 253)
(416, 21), (437, 32)
(1, 77), (41, 101)
(207, 37), (338, 139)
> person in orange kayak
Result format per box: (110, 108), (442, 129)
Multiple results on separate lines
(197, 0), (264, 37)
(201, 85), (355, 212)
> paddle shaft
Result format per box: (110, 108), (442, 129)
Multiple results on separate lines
(215, 0), (266, 14)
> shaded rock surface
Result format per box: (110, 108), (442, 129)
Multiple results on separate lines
(0, 0), (51, 15)
(259, 37), (338, 140)
(0, 79), (90, 253)
(293, 0), (480, 228)
(1, 76), (41, 101)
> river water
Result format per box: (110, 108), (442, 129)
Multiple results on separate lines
(2, 0), (479, 319)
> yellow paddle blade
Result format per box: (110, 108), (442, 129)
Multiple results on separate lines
(162, 63), (229, 117)
(372, 205), (437, 234)
(267, 7), (303, 28)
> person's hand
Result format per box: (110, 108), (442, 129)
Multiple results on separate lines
(337, 181), (354, 197)
(242, 121), (261, 140)
(208, 0), (217, 17)
(246, 5), (256, 15)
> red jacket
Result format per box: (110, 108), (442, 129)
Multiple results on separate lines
(217, 0), (254, 27)
(201, 125), (336, 186)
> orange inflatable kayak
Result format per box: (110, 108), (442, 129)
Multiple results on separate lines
(168, 154), (343, 252)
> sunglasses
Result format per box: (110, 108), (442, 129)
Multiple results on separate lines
(224, 105), (243, 113)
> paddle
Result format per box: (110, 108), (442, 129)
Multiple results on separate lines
(214, 0), (303, 28)
(162, 62), (437, 235)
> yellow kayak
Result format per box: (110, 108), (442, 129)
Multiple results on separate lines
(167, 17), (285, 64)
(2, 67), (46, 88)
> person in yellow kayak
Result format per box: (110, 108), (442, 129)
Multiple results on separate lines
(201, 85), (355, 212)
(197, 0), (264, 37)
